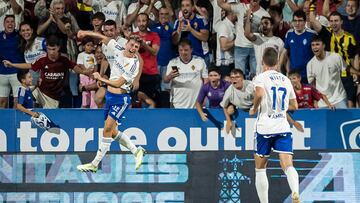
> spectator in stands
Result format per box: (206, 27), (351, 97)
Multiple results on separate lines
(0, 15), (24, 108)
(268, 5), (290, 40)
(279, 10), (316, 82)
(196, 67), (230, 121)
(3, 35), (94, 108)
(310, 10), (358, 107)
(93, 45), (106, 108)
(216, 7), (237, 77)
(150, 6), (176, 91)
(77, 37), (97, 108)
(173, 0), (210, 65)
(220, 69), (254, 134)
(164, 39), (208, 108)
(270, 0), (304, 23)
(126, 0), (163, 31)
(91, 12), (106, 33)
(218, 0), (270, 79)
(19, 21), (46, 86)
(306, 36), (348, 108)
(37, 0), (74, 53)
(134, 13), (161, 106)
(323, 0), (360, 47)
(0, 0), (23, 30)
(244, 11), (284, 75)
(16, 69), (39, 117)
(83, 0), (126, 30)
(288, 70), (335, 109)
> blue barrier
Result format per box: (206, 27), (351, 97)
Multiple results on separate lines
(0, 109), (359, 152)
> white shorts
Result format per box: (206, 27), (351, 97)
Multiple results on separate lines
(0, 74), (21, 97)
(32, 88), (59, 108)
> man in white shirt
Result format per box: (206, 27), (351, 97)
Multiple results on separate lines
(0, 0), (23, 30)
(216, 8), (237, 77)
(244, 11), (284, 74)
(218, 0), (270, 79)
(250, 47), (300, 203)
(164, 39), (208, 108)
(307, 35), (348, 108)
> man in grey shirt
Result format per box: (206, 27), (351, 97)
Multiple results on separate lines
(220, 69), (254, 134)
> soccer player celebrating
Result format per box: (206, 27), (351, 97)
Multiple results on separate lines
(249, 47), (300, 203)
(76, 30), (145, 172)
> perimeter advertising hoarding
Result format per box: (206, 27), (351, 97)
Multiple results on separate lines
(1, 151), (359, 202)
(0, 109), (359, 152)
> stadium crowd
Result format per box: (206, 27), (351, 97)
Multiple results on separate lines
(0, 0), (359, 114)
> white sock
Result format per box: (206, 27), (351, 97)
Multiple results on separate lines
(255, 168), (269, 203)
(91, 137), (112, 167)
(113, 131), (137, 154)
(284, 166), (299, 194)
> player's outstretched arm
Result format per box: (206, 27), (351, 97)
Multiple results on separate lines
(249, 86), (264, 115)
(3, 60), (31, 69)
(16, 103), (39, 118)
(77, 30), (111, 45)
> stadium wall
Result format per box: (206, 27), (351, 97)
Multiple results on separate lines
(0, 109), (359, 152)
(0, 109), (359, 202)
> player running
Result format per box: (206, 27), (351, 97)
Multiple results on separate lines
(249, 47), (300, 203)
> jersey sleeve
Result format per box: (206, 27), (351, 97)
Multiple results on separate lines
(122, 59), (139, 82)
(127, 3), (137, 15)
(306, 60), (315, 84)
(220, 87), (232, 108)
(348, 35), (357, 59)
(252, 33), (265, 46)
(200, 59), (208, 79)
(284, 31), (290, 50)
(311, 85), (322, 101)
(288, 80), (296, 100)
(76, 52), (84, 65)
(66, 57), (76, 69)
(197, 16), (209, 31)
(107, 39), (123, 56)
(31, 57), (43, 72)
(153, 32), (160, 46)
(253, 75), (264, 88)
(196, 85), (207, 104)
(17, 87), (25, 105)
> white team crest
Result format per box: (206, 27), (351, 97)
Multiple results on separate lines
(44, 65), (49, 69)
(290, 39), (294, 43)
(303, 39), (307, 45)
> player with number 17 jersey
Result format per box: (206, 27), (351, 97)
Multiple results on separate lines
(253, 70), (296, 135)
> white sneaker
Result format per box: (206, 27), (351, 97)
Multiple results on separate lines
(77, 163), (98, 173)
(134, 147), (146, 170)
(292, 192), (300, 203)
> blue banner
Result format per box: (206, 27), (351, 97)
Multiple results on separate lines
(1, 151), (360, 202)
(0, 109), (359, 152)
